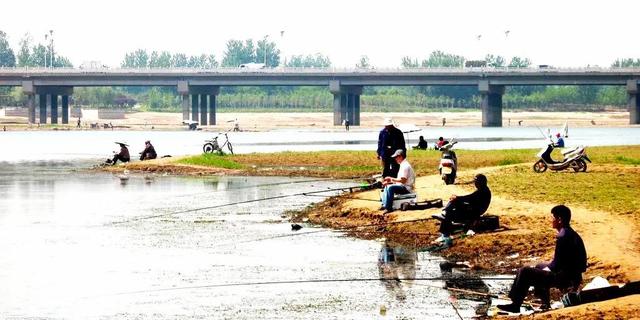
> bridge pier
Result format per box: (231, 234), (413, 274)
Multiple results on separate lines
(627, 80), (640, 124)
(330, 81), (361, 126)
(178, 82), (219, 126)
(27, 85), (73, 124)
(479, 81), (504, 127)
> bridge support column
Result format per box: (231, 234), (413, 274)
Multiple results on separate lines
(61, 95), (69, 124)
(38, 94), (47, 124)
(330, 81), (362, 126)
(627, 80), (640, 124)
(199, 94), (208, 125)
(33, 86), (73, 125)
(191, 95), (199, 122)
(178, 81), (190, 121)
(189, 86), (219, 126)
(22, 81), (36, 124)
(50, 95), (58, 124)
(479, 81), (504, 127)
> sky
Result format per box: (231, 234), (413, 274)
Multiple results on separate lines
(2, 0), (639, 68)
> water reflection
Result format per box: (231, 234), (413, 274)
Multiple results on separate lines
(377, 239), (417, 301)
(440, 261), (492, 316)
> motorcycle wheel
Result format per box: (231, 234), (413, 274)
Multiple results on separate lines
(533, 160), (547, 173)
(203, 143), (215, 154)
(578, 159), (587, 172)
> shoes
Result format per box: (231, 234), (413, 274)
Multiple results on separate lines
(497, 303), (520, 313)
(539, 303), (551, 310)
(433, 234), (451, 244)
(379, 206), (386, 211)
(431, 212), (446, 220)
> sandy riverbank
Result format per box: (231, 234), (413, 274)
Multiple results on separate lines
(0, 110), (634, 131)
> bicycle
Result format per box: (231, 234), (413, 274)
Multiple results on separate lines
(203, 132), (234, 155)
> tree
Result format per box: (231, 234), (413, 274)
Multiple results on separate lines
(17, 34), (31, 67)
(221, 39), (256, 67)
(508, 56), (531, 68)
(401, 56), (420, 68)
(356, 55), (370, 68)
(422, 51), (464, 68)
(485, 54), (506, 68)
(0, 30), (16, 67)
(612, 58), (640, 68)
(256, 38), (280, 67)
(286, 53), (331, 68)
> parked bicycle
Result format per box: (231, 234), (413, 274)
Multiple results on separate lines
(203, 132), (234, 155)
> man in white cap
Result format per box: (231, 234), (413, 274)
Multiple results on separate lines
(376, 118), (406, 178)
(380, 149), (415, 214)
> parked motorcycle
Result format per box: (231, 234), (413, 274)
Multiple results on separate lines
(533, 144), (591, 173)
(438, 140), (458, 184)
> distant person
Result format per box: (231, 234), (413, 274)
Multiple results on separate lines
(553, 133), (565, 148)
(344, 119), (350, 131)
(590, 120), (596, 125)
(109, 122), (114, 130)
(2, 126), (6, 131)
(377, 118), (406, 178)
(498, 205), (587, 313)
(435, 137), (446, 150)
(111, 143), (130, 165)
(139, 140), (157, 161)
(233, 118), (240, 132)
(413, 136), (428, 150)
(508, 118), (511, 126)
(380, 149), (415, 214)
(77, 117), (81, 128)
(442, 117), (446, 126)
(432, 174), (492, 244)
(518, 120), (523, 126)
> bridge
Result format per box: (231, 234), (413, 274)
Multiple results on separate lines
(1, 67), (640, 126)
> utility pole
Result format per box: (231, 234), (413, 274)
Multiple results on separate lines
(49, 30), (54, 68)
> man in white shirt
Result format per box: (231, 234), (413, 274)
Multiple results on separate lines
(380, 149), (415, 214)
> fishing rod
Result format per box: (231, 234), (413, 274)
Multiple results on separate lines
(170, 177), (335, 199)
(103, 276), (515, 297)
(108, 184), (374, 226)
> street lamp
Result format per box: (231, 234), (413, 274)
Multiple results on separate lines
(49, 30), (54, 69)
(263, 35), (269, 67)
(44, 34), (48, 68)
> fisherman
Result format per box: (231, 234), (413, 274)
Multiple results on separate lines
(498, 205), (587, 313)
(413, 136), (428, 150)
(344, 119), (350, 131)
(139, 140), (157, 161)
(377, 118), (406, 178)
(432, 174), (491, 244)
(553, 133), (565, 148)
(380, 149), (415, 214)
(110, 142), (130, 165)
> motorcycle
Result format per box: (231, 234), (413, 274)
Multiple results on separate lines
(533, 144), (591, 173)
(438, 140), (458, 185)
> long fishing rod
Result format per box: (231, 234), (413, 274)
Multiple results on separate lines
(170, 177), (336, 199)
(104, 276), (515, 297)
(108, 184), (373, 226)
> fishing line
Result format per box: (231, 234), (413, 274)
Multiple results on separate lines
(102, 276), (515, 297)
(107, 185), (370, 226)
(170, 177), (336, 198)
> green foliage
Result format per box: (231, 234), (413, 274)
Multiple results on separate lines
(145, 87), (179, 111)
(614, 156), (640, 165)
(423, 50), (465, 68)
(0, 30), (16, 67)
(508, 56), (531, 68)
(13, 33), (72, 68)
(121, 49), (217, 68)
(485, 54), (506, 67)
(178, 154), (244, 169)
(612, 58), (640, 68)
(286, 54), (331, 68)
(74, 87), (136, 107)
(356, 55), (371, 68)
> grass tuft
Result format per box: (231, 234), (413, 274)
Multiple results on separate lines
(178, 153), (244, 169)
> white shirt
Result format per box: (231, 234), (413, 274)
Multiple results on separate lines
(396, 159), (415, 193)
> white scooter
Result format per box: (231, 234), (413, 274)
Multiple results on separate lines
(533, 144), (591, 173)
(438, 140), (458, 184)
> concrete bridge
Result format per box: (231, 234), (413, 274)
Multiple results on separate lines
(1, 67), (640, 126)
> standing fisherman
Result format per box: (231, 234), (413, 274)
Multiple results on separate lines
(377, 118), (406, 178)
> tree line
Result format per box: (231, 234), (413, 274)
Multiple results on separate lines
(1, 30), (639, 111)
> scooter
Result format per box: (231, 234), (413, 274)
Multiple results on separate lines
(533, 144), (591, 173)
(438, 140), (458, 184)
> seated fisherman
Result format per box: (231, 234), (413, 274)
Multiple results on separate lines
(413, 136), (429, 150)
(111, 142), (130, 165)
(553, 133), (565, 148)
(380, 149), (415, 214)
(139, 140), (157, 161)
(435, 137), (446, 150)
(498, 205), (587, 313)
(432, 174), (491, 244)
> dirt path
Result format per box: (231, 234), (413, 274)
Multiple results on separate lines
(344, 166), (640, 280)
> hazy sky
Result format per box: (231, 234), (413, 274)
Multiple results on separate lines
(2, 0), (638, 68)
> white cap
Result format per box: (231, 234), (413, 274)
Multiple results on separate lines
(391, 149), (405, 158)
(382, 118), (394, 126)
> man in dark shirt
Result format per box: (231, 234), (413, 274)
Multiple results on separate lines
(376, 118), (406, 178)
(139, 140), (157, 161)
(432, 174), (491, 244)
(498, 205), (587, 313)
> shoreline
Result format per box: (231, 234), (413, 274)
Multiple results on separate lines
(0, 110), (636, 131)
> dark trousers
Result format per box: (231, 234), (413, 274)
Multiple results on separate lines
(111, 155), (130, 165)
(439, 201), (476, 236)
(382, 156), (400, 178)
(508, 264), (555, 306)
